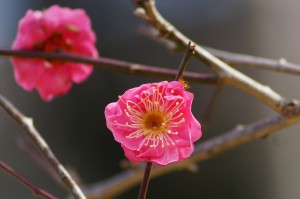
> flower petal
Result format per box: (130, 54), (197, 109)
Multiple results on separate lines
(11, 58), (45, 91)
(36, 65), (72, 101)
(65, 63), (93, 83)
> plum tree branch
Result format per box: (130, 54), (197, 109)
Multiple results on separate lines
(175, 41), (195, 81)
(1, 1), (300, 198)
(83, 113), (300, 199)
(201, 85), (223, 128)
(0, 160), (57, 199)
(0, 94), (86, 199)
(0, 48), (219, 85)
(133, 0), (300, 116)
(205, 46), (300, 75)
(139, 28), (300, 76)
(71, 1), (300, 198)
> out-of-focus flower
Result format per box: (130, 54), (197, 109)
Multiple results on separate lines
(105, 81), (202, 166)
(11, 5), (98, 101)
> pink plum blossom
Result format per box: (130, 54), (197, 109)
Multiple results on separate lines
(11, 5), (98, 101)
(105, 81), (202, 166)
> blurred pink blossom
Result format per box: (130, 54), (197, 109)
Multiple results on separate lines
(11, 5), (98, 101)
(105, 81), (202, 166)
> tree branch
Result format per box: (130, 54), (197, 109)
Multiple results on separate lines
(133, 0), (300, 116)
(0, 48), (219, 85)
(175, 41), (195, 81)
(205, 47), (300, 75)
(138, 27), (300, 76)
(0, 94), (86, 199)
(201, 85), (223, 128)
(83, 113), (300, 199)
(0, 160), (57, 199)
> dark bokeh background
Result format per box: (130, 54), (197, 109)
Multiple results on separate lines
(1, 1), (300, 198)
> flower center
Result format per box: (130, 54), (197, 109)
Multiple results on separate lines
(34, 32), (74, 68)
(34, 32), (73, 52)
(143, 112), (166, 131)
(114, 83), (186, 150)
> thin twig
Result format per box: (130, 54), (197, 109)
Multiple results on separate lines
(17, 136), (66, 187)
(0, 48), (219, 85)
(0, 160), (58, 199)
(137, 162), (152, 199)
(133, 0), (300, 116)
(83, 113), (300, 199)
(138, 27), (300, 76)
(175, 41), (195, 80)
(201, 85), (223, 128)
(205, 46), (300, 75)
(0, 94), (86, 199)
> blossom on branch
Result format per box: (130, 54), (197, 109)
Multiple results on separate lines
(105, 81), (202, 166)
(11, 5), (98, 101)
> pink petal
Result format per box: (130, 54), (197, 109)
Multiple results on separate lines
(72, 42), (98, 58)
(64, 63), (93, 83)
(122, 145), (143, 163)
(36, 65), (72, 101)
(105, 101), (142, 150)
(44, 5), (96, 42)
(151, 145), (179, 166)
(12, 10), (46, 50)
(11, 58), (45, 91)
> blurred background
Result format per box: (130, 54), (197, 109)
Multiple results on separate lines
(1, 0), (300, 198)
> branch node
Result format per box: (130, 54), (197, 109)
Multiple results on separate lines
(185, 163), (199, 173)
(282, 99), (300, 117)
(234, 124), (245, 131)
(134, 8), (149, 21)
(279, 58), (287, 65)
(129, 64), (141, 73)
(23, 117), (33, 127)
